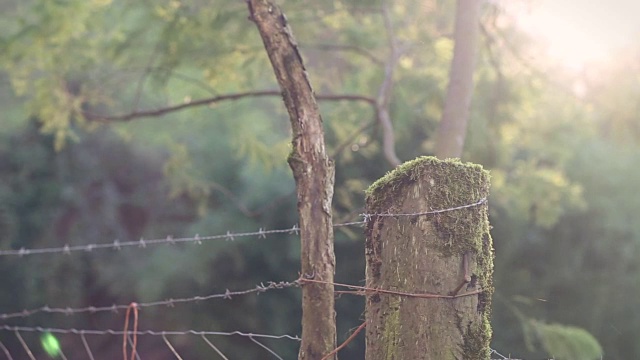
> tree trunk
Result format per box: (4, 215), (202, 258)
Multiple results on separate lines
(247, 1), (337, 359)
(434, 0), (482, 159)
(364, 156), (492, 360)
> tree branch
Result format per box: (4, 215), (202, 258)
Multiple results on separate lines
(83, 90), (375, 122)
(210, 181), (296, 219)
(330, 118), (376, 158)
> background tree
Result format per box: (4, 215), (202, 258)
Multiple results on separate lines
(435, 0), (482, 159)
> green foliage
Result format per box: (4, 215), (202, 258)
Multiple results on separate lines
(524, 320), (603, 360)
(491, 161), (585, 228)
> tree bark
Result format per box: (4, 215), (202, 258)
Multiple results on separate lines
(247, 1), (337, 359)
(434, 0), (482, 159)
(364, 156), (493, 360)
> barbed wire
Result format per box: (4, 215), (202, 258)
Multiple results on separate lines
(1, 273), (488, 322)
(0, 226), (303, 257)
(0, 221), (367, 257)
(0, 198), (485, 258)
(0, 280), (299, 320)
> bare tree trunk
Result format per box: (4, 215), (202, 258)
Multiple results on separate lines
(435, 0), (482, 159)
(376, 2), (402, 168)
(364, 156), (493, 360)
(247, 1), (337, 359)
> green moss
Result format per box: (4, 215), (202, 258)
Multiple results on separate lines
(382, 296), (402, 360)
(365, 156), (485, 208)
(461, 315), (493, 360)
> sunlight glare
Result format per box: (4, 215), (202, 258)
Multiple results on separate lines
(506, 0), (640, 72)
(514, 6), (606, 71)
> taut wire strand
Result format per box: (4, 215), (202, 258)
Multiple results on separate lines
(248, 336), (285, 360)
(0, 339), (14, 360)
(200, 335), (230, 360)
(162, 334), (184, 360)
(80, 332), (96, 360)
(0, 326), (301, 341)
(14, 331), (35, 360)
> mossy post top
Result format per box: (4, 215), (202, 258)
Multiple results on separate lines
(365, 156), (489, 214)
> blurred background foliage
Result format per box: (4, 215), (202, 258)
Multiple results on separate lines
(0, 0), (638, 359)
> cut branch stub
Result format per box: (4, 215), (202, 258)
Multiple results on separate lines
(364, 156), (493, 360)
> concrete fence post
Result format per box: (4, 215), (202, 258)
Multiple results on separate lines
(364, 156), (493, 360)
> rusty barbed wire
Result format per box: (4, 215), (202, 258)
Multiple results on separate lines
(0, 280), (300, 320)
(300, 277), (483, 299)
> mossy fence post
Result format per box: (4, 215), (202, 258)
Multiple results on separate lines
(364, 156), (493, 360)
